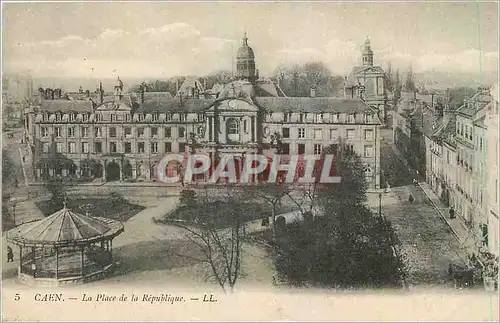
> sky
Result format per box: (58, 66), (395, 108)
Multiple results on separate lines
(2, 2), (499, 80)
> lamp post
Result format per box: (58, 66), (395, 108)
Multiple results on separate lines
(10, 197), (17, 225)
(378, 192), (382, 217)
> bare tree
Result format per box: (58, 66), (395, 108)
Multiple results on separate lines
(163, 188), (246, 293)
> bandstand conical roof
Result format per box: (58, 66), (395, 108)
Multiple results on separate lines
(7, 206), (124, 246)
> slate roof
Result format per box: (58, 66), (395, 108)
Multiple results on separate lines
(137, 98), (214, 114)
(254, 97), (375, 114)
(37, 99), (94, 113)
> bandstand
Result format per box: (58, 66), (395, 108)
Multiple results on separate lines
(6, 204), (124, 286)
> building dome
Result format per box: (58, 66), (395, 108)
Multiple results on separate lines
(237, 33), (255, 59)
(362, 38), (374, 66)
(363, 38), (373, 56)
(236, 33), (257, 82)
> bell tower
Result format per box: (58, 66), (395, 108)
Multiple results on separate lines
(362, 38), (374, 67)
(236, 33), (257, 82)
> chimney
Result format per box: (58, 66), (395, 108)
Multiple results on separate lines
(141, 88), (145, 104)
(99, 82), (103, 103)
(310, 86), (316, 98)
(343, 76), (348, 99)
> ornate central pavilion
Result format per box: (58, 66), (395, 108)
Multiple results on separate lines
(6, 204), (124, 286)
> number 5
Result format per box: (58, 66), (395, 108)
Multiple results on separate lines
(14, 293), (20, 301)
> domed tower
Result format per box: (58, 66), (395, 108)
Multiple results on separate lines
(362, 38), (374, 66)
(236, 33), (257, 82)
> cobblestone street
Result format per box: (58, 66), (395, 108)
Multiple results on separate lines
(379, 186), (468, 287)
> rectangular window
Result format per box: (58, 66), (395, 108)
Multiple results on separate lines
(348, 114), (356, 123)
(138, 128), (145, 138)
(81, 142), (89, 153)
(42, 142), (49, 153)
(81, 127), (89, 138)
(151, 127), (158, 138)
(283, 113), (291, 122)
(125, 114), (131, 122)
(68, 127), (75, 137)
(346, 129), (355, 140)
(125, 142), (132, 153)
(124, 127), (132, 138)
(56, 143), (64, 153)
(151, 142), (158, 154)
(316, 114), (323, 123)
(298, 143), (305, 154)
(313, 128), (323, 140)
(332, 113), (340, 123)
(109, 127), (117, 138)
(164, 142), (172, 153)
(138, 142), (145, 154)
(364, 145), (374, 157)
(111, 114), (116, 122)
(282, 127), (290, 139)
(94, 142), (102, 153)
(68, 142), (76, 153)
(165, 127), (172, 138)
(330, 129), (338, 139)
(109, 142), (117, 153)
(314, 144), (322, 155)
(346, 144), (354, 154)
(41, 127), (48, 137)
(298, 128), (306, 139)
(166, 113), (173, 122)
(55, 127), (62, 137)
(243, 120), (248, 133)
(299, 113), (305, 123)
(95, 127), (102, 138)
(179, 127), (186, 138)
(179, 143), (186, 152)
(282, 143), (290, 154)
(364, 129), (374, 140)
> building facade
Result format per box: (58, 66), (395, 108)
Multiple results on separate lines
(344, 39), (388, 124)
(485, 83), (499, 256)
(24, 35), (382, 188)
(424, 87), (495, 256)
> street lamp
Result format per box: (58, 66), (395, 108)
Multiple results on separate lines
(378, 192), (382, 217)
(9, 197), (17, 225)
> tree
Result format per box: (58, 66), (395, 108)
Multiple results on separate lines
(403, 65), (416, 93)
(2, 149), (18, 191)
(274, 145), (407, 288)
(162, 188), (246, 293)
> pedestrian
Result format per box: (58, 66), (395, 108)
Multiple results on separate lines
(7, 246), (14, 262)
(413, 178), (418, 186)
(449, 207), (455, 219)
(31, 262), (37, 278)
(408, 194), (414, 203)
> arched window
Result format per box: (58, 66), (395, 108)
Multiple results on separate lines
(227, 118), (240, 135)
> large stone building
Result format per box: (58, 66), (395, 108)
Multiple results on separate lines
(24, 34), (382, 188)
(485, 83), (499, 256)
(344, 38), (388, 123)
(424, 86), (496, 256)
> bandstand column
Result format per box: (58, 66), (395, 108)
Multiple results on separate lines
(80, 246), (85, 277)
(119, 161), (123, 181)
(109, 240), (113, 259)
(55, 247), (59, 279)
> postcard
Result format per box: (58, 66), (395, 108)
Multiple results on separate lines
(2, 1), (499, 321)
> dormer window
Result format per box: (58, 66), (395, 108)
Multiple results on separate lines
(125, 114), (131, 122)
(69, 113), (76, 122)
(283, 112), (292, 122)
(348, 114), (356, 123)
(83, 113), (89, 122)
(138, 114), (145, 121)
(166, 113), (173, 122)
(110, 114), (116, 122)
(299, 113), (305, 123)
(179, 114), (186, 122)
(197, 113), (205, 122)
(96, 113), (103, 122)
(152, 113), (159, 122)
(316, 113), (323, 123)
(365, 113), (374, 123)
(56, 113), (62, 122)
